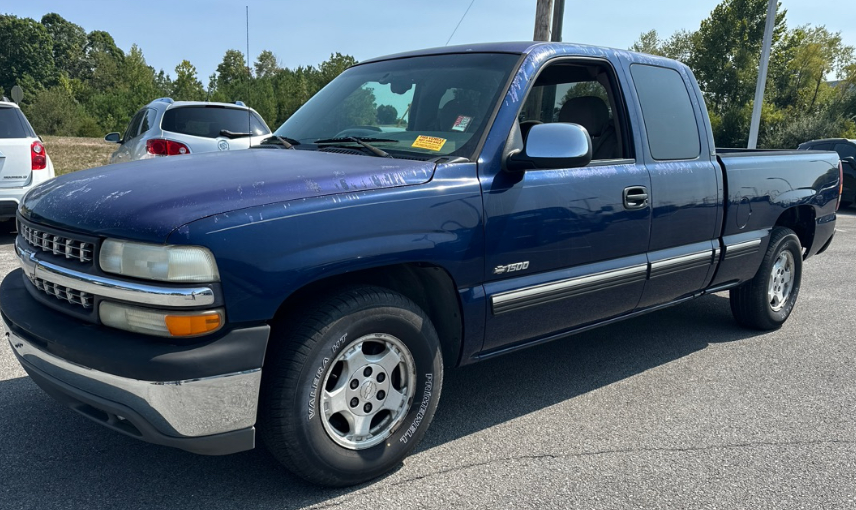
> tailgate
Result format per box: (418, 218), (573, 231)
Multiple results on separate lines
(0, 139), (32, 188)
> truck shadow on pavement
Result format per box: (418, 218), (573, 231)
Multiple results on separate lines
(0, 293), (762, 509)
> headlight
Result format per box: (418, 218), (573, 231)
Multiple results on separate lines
(100, 302), (224, 337)
(99, 239), (219, 282)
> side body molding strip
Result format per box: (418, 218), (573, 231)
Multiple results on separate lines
(491, 264), (648, 315)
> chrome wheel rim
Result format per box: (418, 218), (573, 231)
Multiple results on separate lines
(319, 333), (416, 450)
(768, 250), (794, 312)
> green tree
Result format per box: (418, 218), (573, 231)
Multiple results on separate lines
(85, 44), (157, 132)
(212, 49), (249, 102)
(254, 50), (278, 78)
(40, 13), (87, 79)
(26, 86), (84, 135)
(688, 0), (787, 114)
(173, 60), (205, 101)
(630, 29), (695, 62)
(0, 15), (57, 93)
(376, 104), (398, 125)
(317, 53), (358, 88)
(155, 70), (173, 97)
(630, 29), (665, 56)
(335, 87), (377, 130)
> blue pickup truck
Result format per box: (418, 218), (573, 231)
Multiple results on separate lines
(1, 42), (842, 486)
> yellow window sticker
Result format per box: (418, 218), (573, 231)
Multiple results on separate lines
(411, 135), (447, 151)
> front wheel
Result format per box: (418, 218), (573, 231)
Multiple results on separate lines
(729, 227), (803, 330)
(259, 286), (443, 486)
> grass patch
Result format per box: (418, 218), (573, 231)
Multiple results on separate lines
(42, 135), (115, 176)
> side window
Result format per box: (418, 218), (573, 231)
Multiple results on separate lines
(630, 64), (701, 160)
(834, 143), (856, 160)
(123, 110), (145, 142)
(139, 108), (158, 134)
(250, 113), (270, 136)
(518, 61), (627, 161)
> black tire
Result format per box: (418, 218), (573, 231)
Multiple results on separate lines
(729, 227), (802, 330)
(259, 285), (443, 487)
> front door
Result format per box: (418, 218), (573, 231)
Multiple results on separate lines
(479, 58), (652, 354)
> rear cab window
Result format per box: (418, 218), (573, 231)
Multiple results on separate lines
(629, 64), (701, 161)
(0, 107), (36, 139)
(162, 106), (270, 138)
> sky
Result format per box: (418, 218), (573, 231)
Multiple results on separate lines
(6, 0), (855, 85)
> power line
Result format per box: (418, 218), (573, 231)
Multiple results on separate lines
(445, 0), (477, 46)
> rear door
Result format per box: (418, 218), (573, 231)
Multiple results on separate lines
(623, 63), (721, 308)
(0, 106), (36, 187)
(112, 109), (146, 163)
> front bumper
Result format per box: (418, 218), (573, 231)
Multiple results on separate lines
(1, 269), (270, 455)
(8, 330), (259, 455)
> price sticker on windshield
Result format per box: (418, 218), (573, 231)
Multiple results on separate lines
(412, 135), (447, 151)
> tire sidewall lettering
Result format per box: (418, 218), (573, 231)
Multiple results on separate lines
(399, 373), (433, 444)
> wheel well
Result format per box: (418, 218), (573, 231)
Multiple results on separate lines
(775, 205), (815, 257)
(271, 264), (464, 368)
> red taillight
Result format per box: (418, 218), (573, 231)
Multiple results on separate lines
(146, 139), (190, 156)
(31, 141), (47, 170)
(837, 161), (844, 211)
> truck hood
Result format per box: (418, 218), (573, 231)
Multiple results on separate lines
(20, 149), (436, 243)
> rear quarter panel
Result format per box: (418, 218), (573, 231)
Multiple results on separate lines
(711, 150), (839, 285)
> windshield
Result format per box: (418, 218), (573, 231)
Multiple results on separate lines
(274, 53), (520, 160)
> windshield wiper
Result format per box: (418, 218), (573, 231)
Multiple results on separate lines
(257, 135), (300, 149)
(219, 129), (252, 139)
(314, 137), (396, 158)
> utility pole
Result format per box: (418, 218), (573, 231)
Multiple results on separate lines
(534, 0), (554, 41)
(551, 0), (565, 42)
(747, 0), (776, 149)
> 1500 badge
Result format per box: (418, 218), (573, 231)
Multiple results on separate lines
(493, 261), (530, 274)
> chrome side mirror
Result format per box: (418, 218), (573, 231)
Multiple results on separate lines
(507, 123), (592, 171)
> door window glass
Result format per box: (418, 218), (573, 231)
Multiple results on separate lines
(517, 61), (627, 161)
(123, 110), (145, 142)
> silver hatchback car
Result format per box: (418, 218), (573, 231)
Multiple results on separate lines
(105, 98), (271, 163)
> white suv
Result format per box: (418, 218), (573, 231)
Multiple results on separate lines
(104, 98), (271, 163)
(0, 100), (56, 221)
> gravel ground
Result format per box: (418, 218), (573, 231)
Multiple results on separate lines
(1, 212), (854, 510)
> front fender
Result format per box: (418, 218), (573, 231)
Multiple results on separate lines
(170, 163), (484, 323)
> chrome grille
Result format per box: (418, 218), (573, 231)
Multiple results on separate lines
(20, 224), (93, 263)
(29, 276), (93, 309)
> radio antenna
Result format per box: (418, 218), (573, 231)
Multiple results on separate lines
(246, 5), (251, 141)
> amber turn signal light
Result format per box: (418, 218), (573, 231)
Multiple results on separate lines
(165, 312), (223, 337)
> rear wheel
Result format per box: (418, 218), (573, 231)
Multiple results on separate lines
(730, 227), (802, 330)
(259, 286), (443, 487)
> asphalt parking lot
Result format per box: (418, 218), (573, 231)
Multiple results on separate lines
(1, 212), (854, 510)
